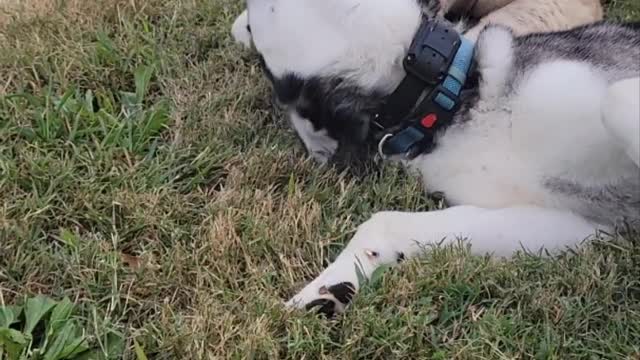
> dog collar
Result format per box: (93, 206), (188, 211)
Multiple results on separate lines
(372, 19), (475, 159)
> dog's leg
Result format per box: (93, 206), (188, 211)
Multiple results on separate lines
(601, 77), (640, 167)
(286, 206), (600, 316)
(231, 9), (252, 48)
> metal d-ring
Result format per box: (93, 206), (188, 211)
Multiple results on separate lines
(377, 133), (393, 160)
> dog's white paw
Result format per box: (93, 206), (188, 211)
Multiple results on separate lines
(284, 212), (405, 317)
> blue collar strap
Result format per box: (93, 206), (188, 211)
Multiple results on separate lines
(372, 19), (476, 159)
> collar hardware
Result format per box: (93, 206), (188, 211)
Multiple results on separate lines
(403, 21), (461, 85)
(373, 19), (475, 160)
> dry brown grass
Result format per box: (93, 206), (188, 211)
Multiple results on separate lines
(0, 0), (102, 28)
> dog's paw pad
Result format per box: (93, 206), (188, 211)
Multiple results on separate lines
(326, 282), (355, 304)
(304, 298), (340, 317)
(289, 282), (356, 317)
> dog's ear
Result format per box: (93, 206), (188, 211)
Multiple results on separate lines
(231, 10), (253, 48)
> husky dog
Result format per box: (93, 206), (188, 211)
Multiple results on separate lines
(231, 0), (640, 317)
(231, 0), (603, 48)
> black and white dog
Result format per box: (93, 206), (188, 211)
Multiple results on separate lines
(231, 0), (640, 316)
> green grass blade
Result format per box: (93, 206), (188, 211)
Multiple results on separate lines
(42, 321), (75, 360)
(133, 339), (148, 360)
(134, 66), (154, 104)
(47, 298), (74, 334)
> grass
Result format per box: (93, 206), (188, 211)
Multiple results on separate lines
(1, 0), (639, 358)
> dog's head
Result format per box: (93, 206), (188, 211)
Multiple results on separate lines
(234, 0), (443, 166)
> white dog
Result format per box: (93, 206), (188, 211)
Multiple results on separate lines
(231, 0), (640, 316)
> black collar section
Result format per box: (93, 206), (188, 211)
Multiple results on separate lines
(372, 19), (475, 159)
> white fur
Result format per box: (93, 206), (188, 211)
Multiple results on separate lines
(475, 26), (514, 100)
(289, 59), (638, 309)
(231, 10), (252, 48)
(245, 0), (420, 92)
(601, 77), (640, 167)
(414, 59), (637, 210)
(236, 0), (640, 313)
(287, 206), (597, 308)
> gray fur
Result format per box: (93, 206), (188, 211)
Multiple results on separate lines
(544, 176), (640, 229)
(512, 22), (640, 85)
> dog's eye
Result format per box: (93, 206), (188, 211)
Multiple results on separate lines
(246, 25), (251, 33)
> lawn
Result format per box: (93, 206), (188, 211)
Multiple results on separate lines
(1, 0), (639, 358)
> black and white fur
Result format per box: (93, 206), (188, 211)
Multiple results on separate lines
(232, 0), (640, 316)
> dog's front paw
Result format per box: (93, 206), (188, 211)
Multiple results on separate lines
(286, 282), (356, 317)
(284, 212), (397, 317)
